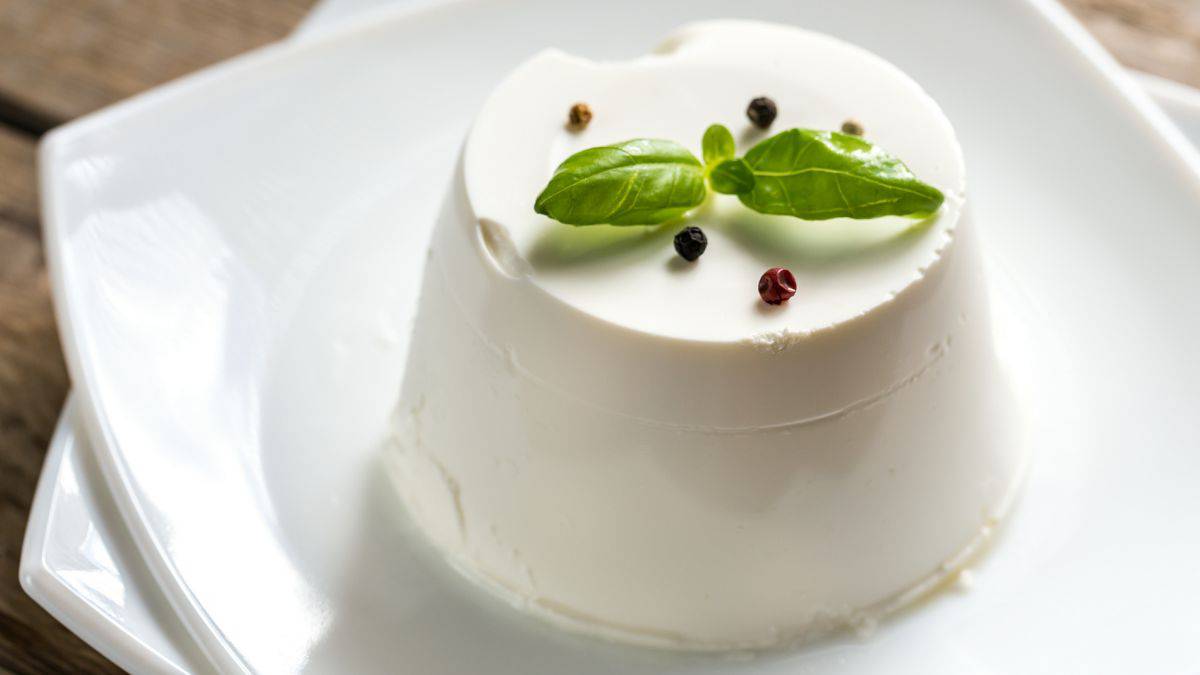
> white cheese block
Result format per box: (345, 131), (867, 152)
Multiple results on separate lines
(387, 19), (1027, 650)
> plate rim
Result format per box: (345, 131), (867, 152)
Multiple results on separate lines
(18, 395), (193, 675)
(36, 0), (1200, 672)
(1137, 70), (1200, 113)
(38, 4), (500, 670)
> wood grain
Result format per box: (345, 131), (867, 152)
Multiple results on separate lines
(0, 0), (1192, 132)
(1063, 0), (1200, 89)
(0, 127), (122, 674)
(0, 125), (37, 232)
(0, 0), (314, 132)
(0, 1), (1196, 673)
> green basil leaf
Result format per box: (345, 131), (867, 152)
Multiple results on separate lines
(701, 124), (736, 167)
(534, 139), (706, 226)
(739, 129), (944, 220)
(709, 158), (755, 195)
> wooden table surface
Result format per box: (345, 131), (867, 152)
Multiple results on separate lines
(0, 0), (1196, 672)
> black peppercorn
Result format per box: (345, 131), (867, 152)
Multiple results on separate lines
(673, 226), (708, 262)
(746, 96), (777, 129)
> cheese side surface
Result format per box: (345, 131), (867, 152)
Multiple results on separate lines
(387, 20), (1026, 650)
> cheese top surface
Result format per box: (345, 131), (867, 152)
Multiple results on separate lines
(463, 20), (965, 343)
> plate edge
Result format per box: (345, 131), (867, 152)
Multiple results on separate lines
(18, 396), (190, 675)
(36, 1), (1200, 673)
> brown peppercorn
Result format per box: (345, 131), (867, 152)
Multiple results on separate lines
(746, 97), (778, 129)
(841, 119), (864, 136)
(567, 102), (593, 130)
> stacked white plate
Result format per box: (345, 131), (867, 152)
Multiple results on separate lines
(19, 1), (1200, 673)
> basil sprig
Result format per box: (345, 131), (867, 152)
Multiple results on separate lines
(701, 123), (736, 166)
(710, 158), (755, 195)
(534, 124), (943, 226)
(533, 139), (706, 226)
(736, 128), (943, 220)
(702, 124), (756, 195)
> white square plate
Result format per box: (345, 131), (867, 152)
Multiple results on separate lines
(33, 0), (1200, 672)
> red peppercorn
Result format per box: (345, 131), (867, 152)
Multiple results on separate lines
(758, 267), (797, 305)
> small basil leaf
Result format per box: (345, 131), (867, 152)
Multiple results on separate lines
(709, 158), (755, 195)
(739, 129), (944, 220)
(534, 139), (706, 226)
(702, 124), (736, 167)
